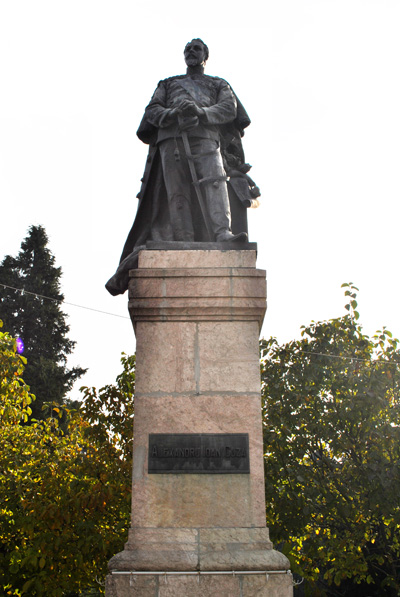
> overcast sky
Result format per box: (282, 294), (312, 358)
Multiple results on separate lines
(1, 0), (399, 399)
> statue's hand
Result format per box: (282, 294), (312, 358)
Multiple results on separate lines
(168, 107), (181, 121)
(158, 107), (182, 128)
(178, 99), (205, 118)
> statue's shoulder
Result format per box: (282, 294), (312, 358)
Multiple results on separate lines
(204, 74), (226, 82)
(205, 74), (231, 86)
(157, 74), (229, 87)
(158, 74), (186, 85)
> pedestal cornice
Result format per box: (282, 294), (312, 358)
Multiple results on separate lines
(128, 250), (266, 331)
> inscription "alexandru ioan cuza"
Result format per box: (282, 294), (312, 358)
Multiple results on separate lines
(151, 445), (247, 458)
(148, 433), (250, 474)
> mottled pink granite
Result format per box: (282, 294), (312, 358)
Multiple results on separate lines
(106, 571), (293, 597)
(130, 394), (266, 528)
(106, 250), (292, 596)
(138, 249), (257, 269)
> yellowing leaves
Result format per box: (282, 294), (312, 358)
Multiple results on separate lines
(1, 340), (134, 595)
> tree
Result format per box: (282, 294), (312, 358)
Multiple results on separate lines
(261, 284), (400, 596)
(80, 353), (136, 464)
(0, 322), (134, 596)
(0, 319), (33, 425)
(0, 225), (86, 419)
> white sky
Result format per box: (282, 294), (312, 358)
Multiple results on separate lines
(1, 1), (399, 400)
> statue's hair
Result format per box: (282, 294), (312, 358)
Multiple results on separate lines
(185, 38), (209, 62)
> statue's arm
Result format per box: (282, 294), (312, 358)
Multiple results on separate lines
(201, 81), (237, 125)
(144, 81), (178, 129)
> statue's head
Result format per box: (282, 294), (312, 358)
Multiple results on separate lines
(184, 38), (209, 67)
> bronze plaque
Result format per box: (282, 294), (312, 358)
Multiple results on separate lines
(148, 433), (250, 474)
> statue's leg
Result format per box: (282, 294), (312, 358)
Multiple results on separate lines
(159, 139), (195, 241)
(191, 138), (232, 239)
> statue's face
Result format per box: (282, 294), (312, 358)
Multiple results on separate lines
(184, 41), (207, 67)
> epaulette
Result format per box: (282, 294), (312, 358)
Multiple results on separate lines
(204, 74), (225, 83)
(157, 74), (227, 85)
(158, 75), (186, 84)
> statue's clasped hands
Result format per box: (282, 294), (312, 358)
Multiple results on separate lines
(169, 100), (205, 130)
(176, 99), (204, 117)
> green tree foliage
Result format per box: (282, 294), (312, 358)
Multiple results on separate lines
(0, 324), (134, 596)
(0, 320), (33, 425)
(80, 353), (136, 464)
(261, 284), (400, 596)
(0, 225), (86, 419)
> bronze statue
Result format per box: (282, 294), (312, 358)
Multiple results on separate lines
(106, 39), (260, 296)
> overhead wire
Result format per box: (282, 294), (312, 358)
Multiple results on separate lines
(298, 350), (399, 366)
(0, 283), (130, 320)
(1, 282), (400, 367)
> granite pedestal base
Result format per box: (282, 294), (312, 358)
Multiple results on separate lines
(106, 249), (292, 596)
(106, 570), (293, 597)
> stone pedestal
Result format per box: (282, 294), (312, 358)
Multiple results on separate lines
(106, 248), (293, 597)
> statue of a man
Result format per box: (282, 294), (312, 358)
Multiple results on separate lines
(106, 38), (259, 296)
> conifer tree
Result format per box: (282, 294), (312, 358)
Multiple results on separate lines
(0, 225), (86, 419)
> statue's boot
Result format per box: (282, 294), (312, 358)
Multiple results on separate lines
(216, 230), (248, 242)
(205, 182), (248, 243)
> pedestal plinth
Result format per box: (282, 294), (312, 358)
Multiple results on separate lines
(106, 248), (292, 597)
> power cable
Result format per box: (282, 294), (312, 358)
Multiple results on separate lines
(2, 283), (400, 367)
(297, 350), (400, 368)
(0, 283), (130, 320)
